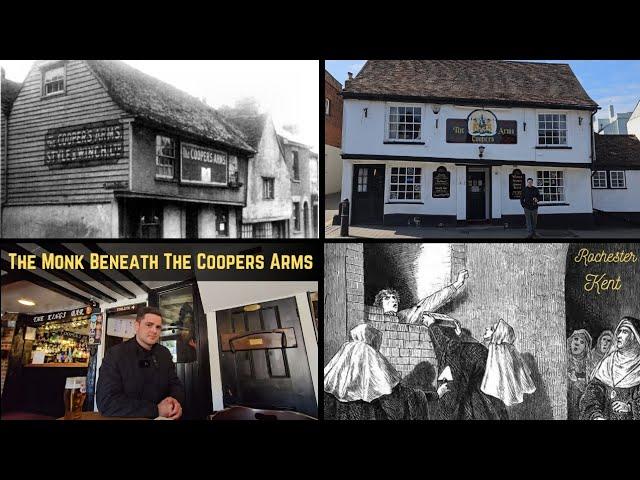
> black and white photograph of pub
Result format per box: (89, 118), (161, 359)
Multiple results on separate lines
(0, 60), (318, 238)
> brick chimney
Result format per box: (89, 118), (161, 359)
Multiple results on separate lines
(609, 104), (615, 121)
(344, 71), (353, 88)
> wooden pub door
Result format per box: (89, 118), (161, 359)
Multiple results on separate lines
(216, 297), (317, 418)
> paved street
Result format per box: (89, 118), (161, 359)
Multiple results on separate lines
(324, 194), (640, 239)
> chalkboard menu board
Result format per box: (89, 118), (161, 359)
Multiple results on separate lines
(432, 166), (451, 198)
(509, 169), (525, 199)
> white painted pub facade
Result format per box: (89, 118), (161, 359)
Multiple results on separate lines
(339, 61), (600, 228)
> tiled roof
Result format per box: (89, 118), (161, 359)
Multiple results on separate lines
(343, 60), (599, 110)
(594, 134), (640, 169)
(85, 60), (255, 154)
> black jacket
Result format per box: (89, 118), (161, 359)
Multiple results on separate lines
(520, 186), (542, 210)
(96, 338), (185, 418)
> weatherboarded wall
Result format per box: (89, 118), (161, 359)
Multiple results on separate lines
(3, 60), (129, 237)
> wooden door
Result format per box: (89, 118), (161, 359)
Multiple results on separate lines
(216, 297), (317, 418)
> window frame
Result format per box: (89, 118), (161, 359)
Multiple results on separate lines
(591, 170), (608, 189)
(262, 177), (275, 199)
(155, 135), (177, 180)
(388, 166), (423, 202)
(537, 112), (568, 146)
(41, 63), (67, 98)
(609, 170), (626, 189)
(536, 170), (565, 203)
(292, 151), (300, 181)
(293, 202), (301, 231)
(385, 103), (423, 143)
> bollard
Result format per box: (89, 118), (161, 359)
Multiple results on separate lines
(340, 198), (350, 237)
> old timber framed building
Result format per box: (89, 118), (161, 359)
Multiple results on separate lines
(0, 60), (317, 238)
(340, 60), (604, 228)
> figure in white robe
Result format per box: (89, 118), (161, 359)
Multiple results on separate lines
(480, 319), (536, 406)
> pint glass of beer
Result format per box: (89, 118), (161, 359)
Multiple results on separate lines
(64, 376), (87, 420)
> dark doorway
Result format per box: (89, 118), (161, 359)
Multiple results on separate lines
(149, 281), (213, 420)
(466, 168), (489, 221)
(119, 199), (163, 238)
(351, 164), (385, 224)
(216, 297), (317, 418)
(185, 205), (199, 239)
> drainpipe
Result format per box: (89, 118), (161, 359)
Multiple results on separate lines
(589, 108), (598, 224)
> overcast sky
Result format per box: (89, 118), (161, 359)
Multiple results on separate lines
(1, 60), (319, 152)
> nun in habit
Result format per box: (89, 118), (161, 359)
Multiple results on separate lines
(589, 330), (613, 376)
(480, 319), (536, 407)
(566, 329), (593, 420)
(580, 317), (640, 420)
(323, 323), (449, 420)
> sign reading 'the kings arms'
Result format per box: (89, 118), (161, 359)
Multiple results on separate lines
(45, 121), (124, 167)
(446, 109), (517, 144)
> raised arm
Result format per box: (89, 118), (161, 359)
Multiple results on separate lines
(399, 270), (468, 324)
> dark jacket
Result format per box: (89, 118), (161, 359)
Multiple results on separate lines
(520, 185), (542, 210)
(96, 338), (185, 418)
(428, 323), (508, 420)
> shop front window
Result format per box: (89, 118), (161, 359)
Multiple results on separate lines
(536, 170), (565, 202)
(390, 167), (422, 201)
(156, 136), (176, 179)
(159, 286), (197, 364)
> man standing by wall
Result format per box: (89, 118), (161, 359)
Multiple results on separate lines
(521, 178), (542, 238)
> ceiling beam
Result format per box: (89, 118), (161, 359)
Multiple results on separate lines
(2, 243), (117, 303)
(34, 243), (137, 299)
(0, 258), (93, 306)
(82, 242), (151, 293)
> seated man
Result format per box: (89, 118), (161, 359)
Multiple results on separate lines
(97, 306), (185, 419)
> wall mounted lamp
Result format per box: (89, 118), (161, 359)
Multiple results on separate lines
(478, 146), (485, 158)
(432, 105), (441, 128)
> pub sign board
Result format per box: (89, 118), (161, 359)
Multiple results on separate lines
(181, 142), (228, 186)
(45, 120), (124, 168)
(432, 166), (451, 198)
(26, 306), (95, 326)
(509, 168), (525, 199)
(446, 109), (517, 144)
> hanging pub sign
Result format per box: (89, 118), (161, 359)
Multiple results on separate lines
(509, 168), (525, 199)
(44, 120), (124, 168)
(27, 306), (95, 326)
(181, 143), (228, 186)
(432, 166), (451, 198)
(446, 109), (517, 144)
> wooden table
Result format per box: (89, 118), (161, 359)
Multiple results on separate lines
(58, 411), (150, 420)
